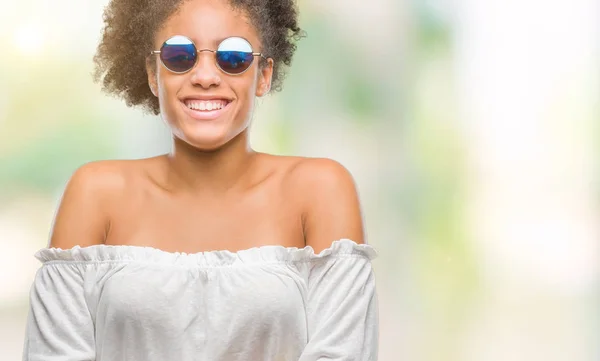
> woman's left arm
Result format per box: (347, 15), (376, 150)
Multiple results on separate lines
(293, 158), (379, 361)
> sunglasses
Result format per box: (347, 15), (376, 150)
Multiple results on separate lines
(149, 35), (266, 75)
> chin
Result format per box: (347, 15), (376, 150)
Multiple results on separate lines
(176, 129), (241, 152)
(167, 113), (249, 152)
(181, 136), (229, 152)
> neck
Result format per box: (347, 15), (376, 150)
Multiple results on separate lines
(163, 131), (259, 195)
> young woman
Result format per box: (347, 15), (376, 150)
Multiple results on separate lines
(22, 0), (378, 360)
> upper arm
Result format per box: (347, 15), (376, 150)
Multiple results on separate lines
(292, 158), (365, 253)
(49, 161), (122, 249)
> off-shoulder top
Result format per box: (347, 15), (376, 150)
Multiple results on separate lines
(23, 239), (378, 361)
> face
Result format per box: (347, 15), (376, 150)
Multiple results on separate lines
(147, 0), (273, 151)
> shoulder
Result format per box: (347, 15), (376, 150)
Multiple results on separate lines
(64, 157), (161, 193)
(48, 158), (153, 249)
(277, 156), (357, 203)
(67, 159), (130, 190)
(62, 158), (150, 201)
(285, 157), (354, 187)
(281, 157), (365, 253)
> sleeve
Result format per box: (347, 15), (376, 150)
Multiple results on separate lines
(298, 254), (379, 361)
(23, 262), (95, 361)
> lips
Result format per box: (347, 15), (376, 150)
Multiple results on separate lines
(184, 99), (229, 111)
(180, 97), (233, 121)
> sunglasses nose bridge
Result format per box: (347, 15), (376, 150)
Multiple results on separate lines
(192, 49), (218, 70)
(189, 49), (221, 86)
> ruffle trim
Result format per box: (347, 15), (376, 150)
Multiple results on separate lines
(35, 239), (377, 267)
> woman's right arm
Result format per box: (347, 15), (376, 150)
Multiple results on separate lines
(23, 162), (115, 361)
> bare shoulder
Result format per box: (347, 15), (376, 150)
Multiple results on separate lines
(281, 156), (365, 253)
(284, 156), (355, 189)
(67, 159), (133, 191)
(48, 158), (149, 249)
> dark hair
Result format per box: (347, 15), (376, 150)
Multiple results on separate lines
(93, 0), (304, 115)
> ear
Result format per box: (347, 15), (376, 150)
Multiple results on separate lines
(255, 58), (274, 97)
(146, 57), (159, 97)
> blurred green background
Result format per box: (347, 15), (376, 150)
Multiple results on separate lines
(1, 0), (599, 360)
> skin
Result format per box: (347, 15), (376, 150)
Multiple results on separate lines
(49, 0), (365, 254)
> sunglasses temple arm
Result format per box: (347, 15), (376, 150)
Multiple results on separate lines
(253, 53), (268, 61)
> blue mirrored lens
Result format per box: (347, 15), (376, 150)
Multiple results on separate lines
(216, 51), (254, 74)
(160, 43), (197, 73)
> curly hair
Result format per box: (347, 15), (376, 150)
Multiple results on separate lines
(93, 0), (304, 115)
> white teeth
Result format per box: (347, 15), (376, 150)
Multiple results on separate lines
(186, 100), (226, 111)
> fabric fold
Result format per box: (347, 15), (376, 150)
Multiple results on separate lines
(35, 239), (378, 267)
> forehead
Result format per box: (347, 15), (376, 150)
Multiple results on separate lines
(156, 0), (259, 48)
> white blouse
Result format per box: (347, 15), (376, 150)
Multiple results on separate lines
(23, 239), (378, 361)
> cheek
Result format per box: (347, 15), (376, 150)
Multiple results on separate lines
(236, 80), (259, 121)
(234, 71), (260, 103)
(156, 71), (175, 101)
(156, 72), (184, 121)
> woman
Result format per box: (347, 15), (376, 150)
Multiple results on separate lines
(23, 0), (378, 360)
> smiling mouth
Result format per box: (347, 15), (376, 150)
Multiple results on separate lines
(183, 99), (230, 111)
(181, 98), (232, 121)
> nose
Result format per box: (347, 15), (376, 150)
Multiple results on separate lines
(189, 50), (221, 89)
